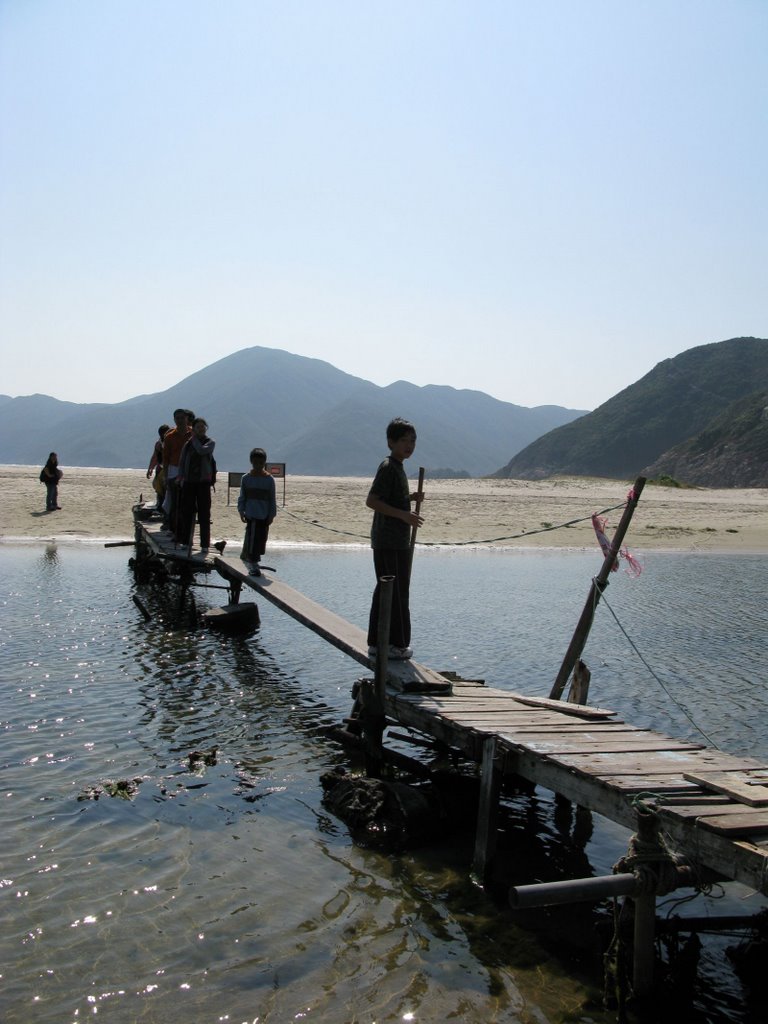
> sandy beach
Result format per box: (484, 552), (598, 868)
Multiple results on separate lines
(2, 464), (767, 554)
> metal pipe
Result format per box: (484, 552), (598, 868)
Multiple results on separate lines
(510, 872), (639, 908)
(510, 864), (695, 910)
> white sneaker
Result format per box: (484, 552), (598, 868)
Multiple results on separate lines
(388, 645), (413, 660)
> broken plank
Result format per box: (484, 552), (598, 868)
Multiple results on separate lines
(683, 771), (768, 807)
(502, 691), (619, 718)
(595, 774), (703, 793)
(660, 802), (768, 821)
(694, 813), (768, 837)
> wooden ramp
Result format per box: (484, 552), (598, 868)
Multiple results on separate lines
(136, 518), (451, 693)
(134, 515), (768, 896)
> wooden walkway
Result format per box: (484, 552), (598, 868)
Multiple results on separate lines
(134, 515), (768, 897)
(388, 684), (768, 894)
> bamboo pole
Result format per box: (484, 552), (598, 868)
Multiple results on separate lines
(549, 476), (646, 700)
(408, 467), (425, 580)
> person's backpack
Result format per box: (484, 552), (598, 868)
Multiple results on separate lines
(39, 469), (47, 483)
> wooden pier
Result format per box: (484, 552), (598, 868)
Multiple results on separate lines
(132, 511), (768, 996)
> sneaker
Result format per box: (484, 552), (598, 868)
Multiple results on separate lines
(388, 645), (413, 660)
(249, 566), (262, 577)
(367, 645), (377, 657)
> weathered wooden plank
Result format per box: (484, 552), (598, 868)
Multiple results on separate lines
(395, 699), (555, 714)
(496, 691), (620, 718)
(409, 705), (625, 722)
(421, 683), (620, 714)
(595, 774), (702, 793)
(694, 814), (768, 837)
(395, 693), (619, 719)
(545, 750), (768, 777)
(495, 733), (702, 755)
(660, 802), (768, 822)
(683, 771), (768, 807)
(436, 719), (639, 733)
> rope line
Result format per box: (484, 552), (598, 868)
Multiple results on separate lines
(278, 500), (628, 547)
(597, 584), (720, 750)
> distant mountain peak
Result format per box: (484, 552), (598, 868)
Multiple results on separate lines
(0, 346), (584, 474)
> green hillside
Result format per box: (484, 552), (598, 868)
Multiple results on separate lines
(493, 337), (768, 483)
(644, 389), (768, 487)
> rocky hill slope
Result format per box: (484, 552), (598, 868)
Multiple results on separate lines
(493, 337), (768, 486)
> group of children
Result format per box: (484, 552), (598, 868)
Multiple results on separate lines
(146, 409), (276, 570)
(148, 408), (218, 552)
(145, 413), (423, 659)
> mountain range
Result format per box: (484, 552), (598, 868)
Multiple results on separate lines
(494, 337), (768, 487)
(0, 347), (585, 477)
(3, 338), (766, 485)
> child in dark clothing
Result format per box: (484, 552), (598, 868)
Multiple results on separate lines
(366, 418), (424, 660)
(41, 452), (63, 511)
(238, 448), (277, 576)
(177, 418), (216, 552)
(146, 424), (169, 510)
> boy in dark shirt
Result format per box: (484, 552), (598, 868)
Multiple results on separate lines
(366, 418), (424, 660)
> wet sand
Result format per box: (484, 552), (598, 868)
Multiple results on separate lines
(2, 465), (767, 553)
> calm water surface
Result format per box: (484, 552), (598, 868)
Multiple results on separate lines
(1, 542), (766, 1024)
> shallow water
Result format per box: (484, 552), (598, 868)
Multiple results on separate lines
(1, 543), (766, 1023)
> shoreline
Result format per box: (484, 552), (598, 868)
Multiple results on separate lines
(2, 465), (767, 554)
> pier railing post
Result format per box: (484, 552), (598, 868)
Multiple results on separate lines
(550, 477), (645, 700)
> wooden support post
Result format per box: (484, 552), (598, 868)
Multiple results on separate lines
(362, 576), (395, 778)
(629, 800), (661, 997)
(473, 736), (501, 882)
(374, 576), (394, 708)
(632, 888), (657, 996)
(566, 659), (591, 705)
(550, 477), (645, 700)
(358, 680), (386, 778)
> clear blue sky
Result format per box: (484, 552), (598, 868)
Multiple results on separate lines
(1, 0), (766, 410)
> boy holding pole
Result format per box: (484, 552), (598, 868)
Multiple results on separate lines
(366, 418), (424, 660)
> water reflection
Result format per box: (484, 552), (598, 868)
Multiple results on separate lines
(38, 542), (60, 570)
